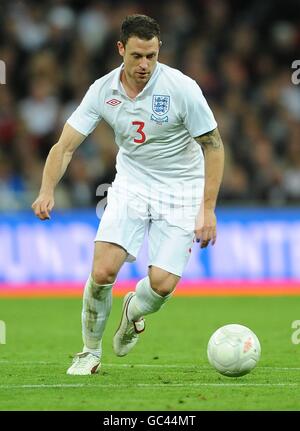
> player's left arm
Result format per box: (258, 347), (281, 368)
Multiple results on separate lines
(194, 127), (225, 248)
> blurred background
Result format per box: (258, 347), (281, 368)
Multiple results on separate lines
(0, 0), (299, 292)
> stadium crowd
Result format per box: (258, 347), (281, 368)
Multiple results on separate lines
(0, 0), (299, 210)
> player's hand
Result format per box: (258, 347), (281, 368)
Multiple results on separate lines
(194, 207), (217, 248)
(31, 193), (55, 221)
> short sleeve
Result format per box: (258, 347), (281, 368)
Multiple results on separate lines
(67, 82), (102, 136)
(182, 79), (217, 137)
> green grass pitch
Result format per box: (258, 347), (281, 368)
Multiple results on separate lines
(0, 295), (300, 411)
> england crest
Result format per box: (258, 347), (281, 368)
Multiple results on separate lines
(152, 95), (170, 116)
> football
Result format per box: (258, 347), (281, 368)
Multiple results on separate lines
(207, 324), (261, 377)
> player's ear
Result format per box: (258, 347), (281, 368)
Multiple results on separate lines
(117, 41), (125, 56)
(157, 40), (162, 55)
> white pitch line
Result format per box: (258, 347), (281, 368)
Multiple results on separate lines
(260, 367), (300, 371)
(0, 361), (199, 367)
(0, 361), (300, 371)
(106, 365), (300, 371)
(0, 383), (299, 389)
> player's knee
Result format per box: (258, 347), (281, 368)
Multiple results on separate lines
(92, 267), (117, 285)
(151, 284), (173, 297)
(149, 277), (175, 297)
(149, 268), (179, 297)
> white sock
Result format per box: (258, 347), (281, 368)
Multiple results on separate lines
(83, 344), (102, 358)
(127, 276), (171, 322)
(81, 275), (113, 358)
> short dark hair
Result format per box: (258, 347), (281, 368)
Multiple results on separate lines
(120, 14), (160, 46)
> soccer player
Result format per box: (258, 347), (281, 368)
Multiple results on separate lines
(32, 14), (224, 375)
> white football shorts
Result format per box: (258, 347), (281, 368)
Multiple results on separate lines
(95, 179), (202, 277)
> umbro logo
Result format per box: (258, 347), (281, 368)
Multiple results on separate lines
(106, 98), (121, 106)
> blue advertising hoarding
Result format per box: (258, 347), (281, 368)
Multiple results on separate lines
(0, 208), (299, 286)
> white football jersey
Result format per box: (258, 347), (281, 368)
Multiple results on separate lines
(67, 62), (217, 194)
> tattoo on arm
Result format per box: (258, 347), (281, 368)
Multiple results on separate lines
(195, 128), (223, 152)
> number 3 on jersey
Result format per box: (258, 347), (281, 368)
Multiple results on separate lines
(132, 121), (146, 144)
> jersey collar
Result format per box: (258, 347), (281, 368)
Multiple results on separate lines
(110, 62), (161, 97)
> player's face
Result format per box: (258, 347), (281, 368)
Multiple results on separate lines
(118, 36), (160, 85)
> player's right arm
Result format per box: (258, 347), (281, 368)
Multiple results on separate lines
(32, 123), (86, 220)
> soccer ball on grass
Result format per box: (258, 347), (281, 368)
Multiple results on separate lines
(207, 324), (261, 377)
